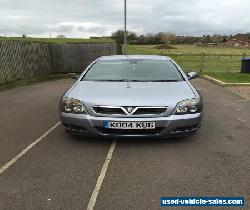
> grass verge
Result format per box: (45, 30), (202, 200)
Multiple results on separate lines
(0, 37), (115, 44)
(127, 45), (250, 73)
(203, 72), (250, 83)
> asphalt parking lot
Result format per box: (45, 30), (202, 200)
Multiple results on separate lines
(0, 78), (249, 210)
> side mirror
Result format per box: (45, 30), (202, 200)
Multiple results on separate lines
(187, 72), (199, 80)
(68, 73), (79, 80)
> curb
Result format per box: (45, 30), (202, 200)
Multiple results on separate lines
(203, 75), (250, 87)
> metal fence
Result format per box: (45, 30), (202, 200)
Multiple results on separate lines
(167, 53), (249, 73)
(0, 41), (121, 85)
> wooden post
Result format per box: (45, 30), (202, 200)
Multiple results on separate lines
(200, 53), (205, 73)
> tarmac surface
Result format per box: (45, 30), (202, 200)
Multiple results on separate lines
(0, 78), (249, 210)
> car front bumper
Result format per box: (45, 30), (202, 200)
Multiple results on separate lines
(60, 112), (202, 138)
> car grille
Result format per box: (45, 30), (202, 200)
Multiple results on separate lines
(133, 107), (166, 115)
(170, 124), (199, 133)
(92, 106), (168, 116)
(92, 107), (125, 115)
(96, 127), (163, 135)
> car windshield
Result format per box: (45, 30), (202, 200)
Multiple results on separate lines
(81, 59), (184, 81)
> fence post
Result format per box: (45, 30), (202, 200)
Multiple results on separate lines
(48, 44), (55, 73)
(200, 53), (205, 73)
(118, 44), (123, 55)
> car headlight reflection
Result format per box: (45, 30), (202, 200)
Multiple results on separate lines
(62, 98), (86, 114)
(175, 98), (201, 115)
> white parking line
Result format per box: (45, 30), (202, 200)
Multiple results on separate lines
(227, 87), (249, 101)
(0, 121), (61, 175)
(87, 140), (117, 210)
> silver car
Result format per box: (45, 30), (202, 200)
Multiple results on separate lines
(60, 55), (202, 138)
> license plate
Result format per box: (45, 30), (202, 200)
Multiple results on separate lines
(103, 121), (155, 129)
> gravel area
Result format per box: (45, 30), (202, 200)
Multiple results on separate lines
(227, 86), (250, 100)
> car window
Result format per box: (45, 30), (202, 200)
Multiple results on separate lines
(82, 59), (184, 81)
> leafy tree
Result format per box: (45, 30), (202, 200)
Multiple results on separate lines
(56, 34), (66, 38)
(111, 30), (138, 44)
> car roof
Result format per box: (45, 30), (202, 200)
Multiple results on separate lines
(99, 55), (170, 61)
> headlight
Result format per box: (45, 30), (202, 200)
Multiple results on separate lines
(174, 98), (201, 115)
(62, 98), (86, 114)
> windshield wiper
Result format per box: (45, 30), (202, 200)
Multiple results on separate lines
(83, 79), (125, 82)
(114, 79), (180, 82)
(106, 79), (131, 82)
(97, 79), (141, 82)
(82, 79), (181, 82)
(148, 80), (180, 82)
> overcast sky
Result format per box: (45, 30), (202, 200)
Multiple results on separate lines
(0, 0), (249, 38)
